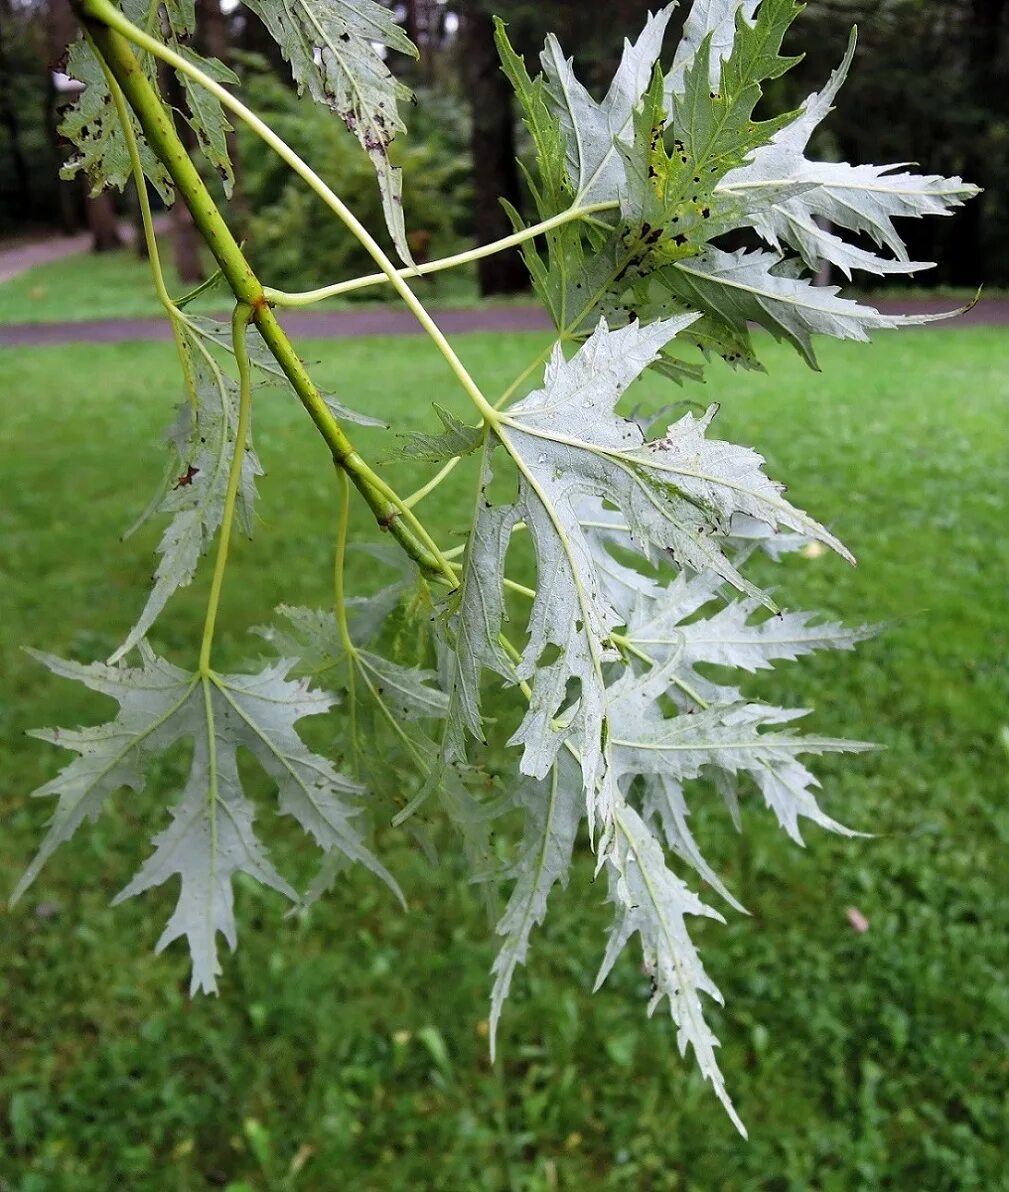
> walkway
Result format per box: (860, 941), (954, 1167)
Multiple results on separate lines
(0, 296), (1004, 348)
(0, 217), (177, 285)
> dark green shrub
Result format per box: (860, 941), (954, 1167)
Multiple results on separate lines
(236, 61), (472, 293)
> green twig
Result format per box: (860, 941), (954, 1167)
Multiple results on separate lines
(199, 303), (254, 673)
(80, 11), (455, 586)
(91, 34), (195, 399)
(263, 203), (618, 306)
(80, 0), (502, 430)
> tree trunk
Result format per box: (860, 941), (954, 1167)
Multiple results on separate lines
(402, 0), (420, 45)
(461, 8), (528, 296)
(162, 62), (205, 283)
(169, 200), (203, 280)
(0, 3), (33, 212)
(953, 0), (1009, 284)
(86, 190), (123, 250)
(196, 0), (246, 216)
(240, 5), (289, 79)
(46, 0), (83, 234)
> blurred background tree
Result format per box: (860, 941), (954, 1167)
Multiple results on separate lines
(0, 0), (1005, 291)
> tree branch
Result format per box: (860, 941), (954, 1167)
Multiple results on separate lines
(78, 7), (455, 585)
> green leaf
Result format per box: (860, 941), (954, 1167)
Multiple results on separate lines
(355, 651), (448, 722)
(59, 37), (174, 204)
(440, 491), (517, 760)
(259, 604), (496, 901)
(623, 573), (879, 707)
(500, 0), (808, 376)
(606, 659), (873, 840)
(15, 647), (398, 993)
(457, 318), (847, 843)
(163, 0), (197, 37)
(665, 0), (801, 98)
(502, 0), (978, 388)
(588, 639), (877, 1135)
(111, 335), (262, 662)
(718, 31), (981, 277)
(641, 772), (745, 910)
(178, 48), (238, 198)
(665, 0), (758, 93)
(661, 246), (959, 367)
(395, 405), (484, 464)
(539, 6), (675, 207)
(490, 753), (583, 1054)
(56, 3), (242, 215)
(494, 19), (569, 217)
(240, 0), (419, 263)
(260, 555), (412, 659)
(598, 803), (743, 1133)
(185, 316), (385, 426)
(670, 0), (800, 168)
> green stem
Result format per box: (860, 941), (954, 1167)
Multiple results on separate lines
(497, 634), (534, 703)
(175, 266), (225, 309)
(199, 304), (254, 673)
(83, 10), (260, 300)
(361, 468), (458, 581)
(81, 0), (502, 428)
(201, 674), (220, 866)
(403, 332), (559, 510)
(264, 203), (618, 306)
(334, 469), (361, 773)
(254, 303), (457, 584)
(403, 457), (463, 510)
(495, 340), (564, 409)
(92, 33), (195, 397)
(333, 470), (356, 658)
(82, 12), (454, 585)
(402, 229), (639, 507)
(448, 564), (535, 603)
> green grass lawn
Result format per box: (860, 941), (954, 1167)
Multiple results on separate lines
(0, 250), (228, 324)
(1, 327), (1007, 1190)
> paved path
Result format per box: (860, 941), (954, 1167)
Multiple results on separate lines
(0, 230), (103, 285)
(2, 226), (128, 285)
(0, 217), (172, 284)
(0, 296), (1005, 348)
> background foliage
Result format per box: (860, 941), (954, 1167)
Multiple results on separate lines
(236, 61), (471, 291)
(1, 0), (1007, 286)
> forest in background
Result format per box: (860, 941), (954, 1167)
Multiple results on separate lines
(0, 0), (1007, 291)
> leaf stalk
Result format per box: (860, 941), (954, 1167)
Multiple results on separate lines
(264, 203), (619, 306)
(198, 303), (254, 673)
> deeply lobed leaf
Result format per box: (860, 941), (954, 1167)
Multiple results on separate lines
(241, 0), (419, 262)
(16, 646), (398, 994)
(59, 2), (238, 200)
(499, 0), (977, 380)
(112, 334), (262, 662)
